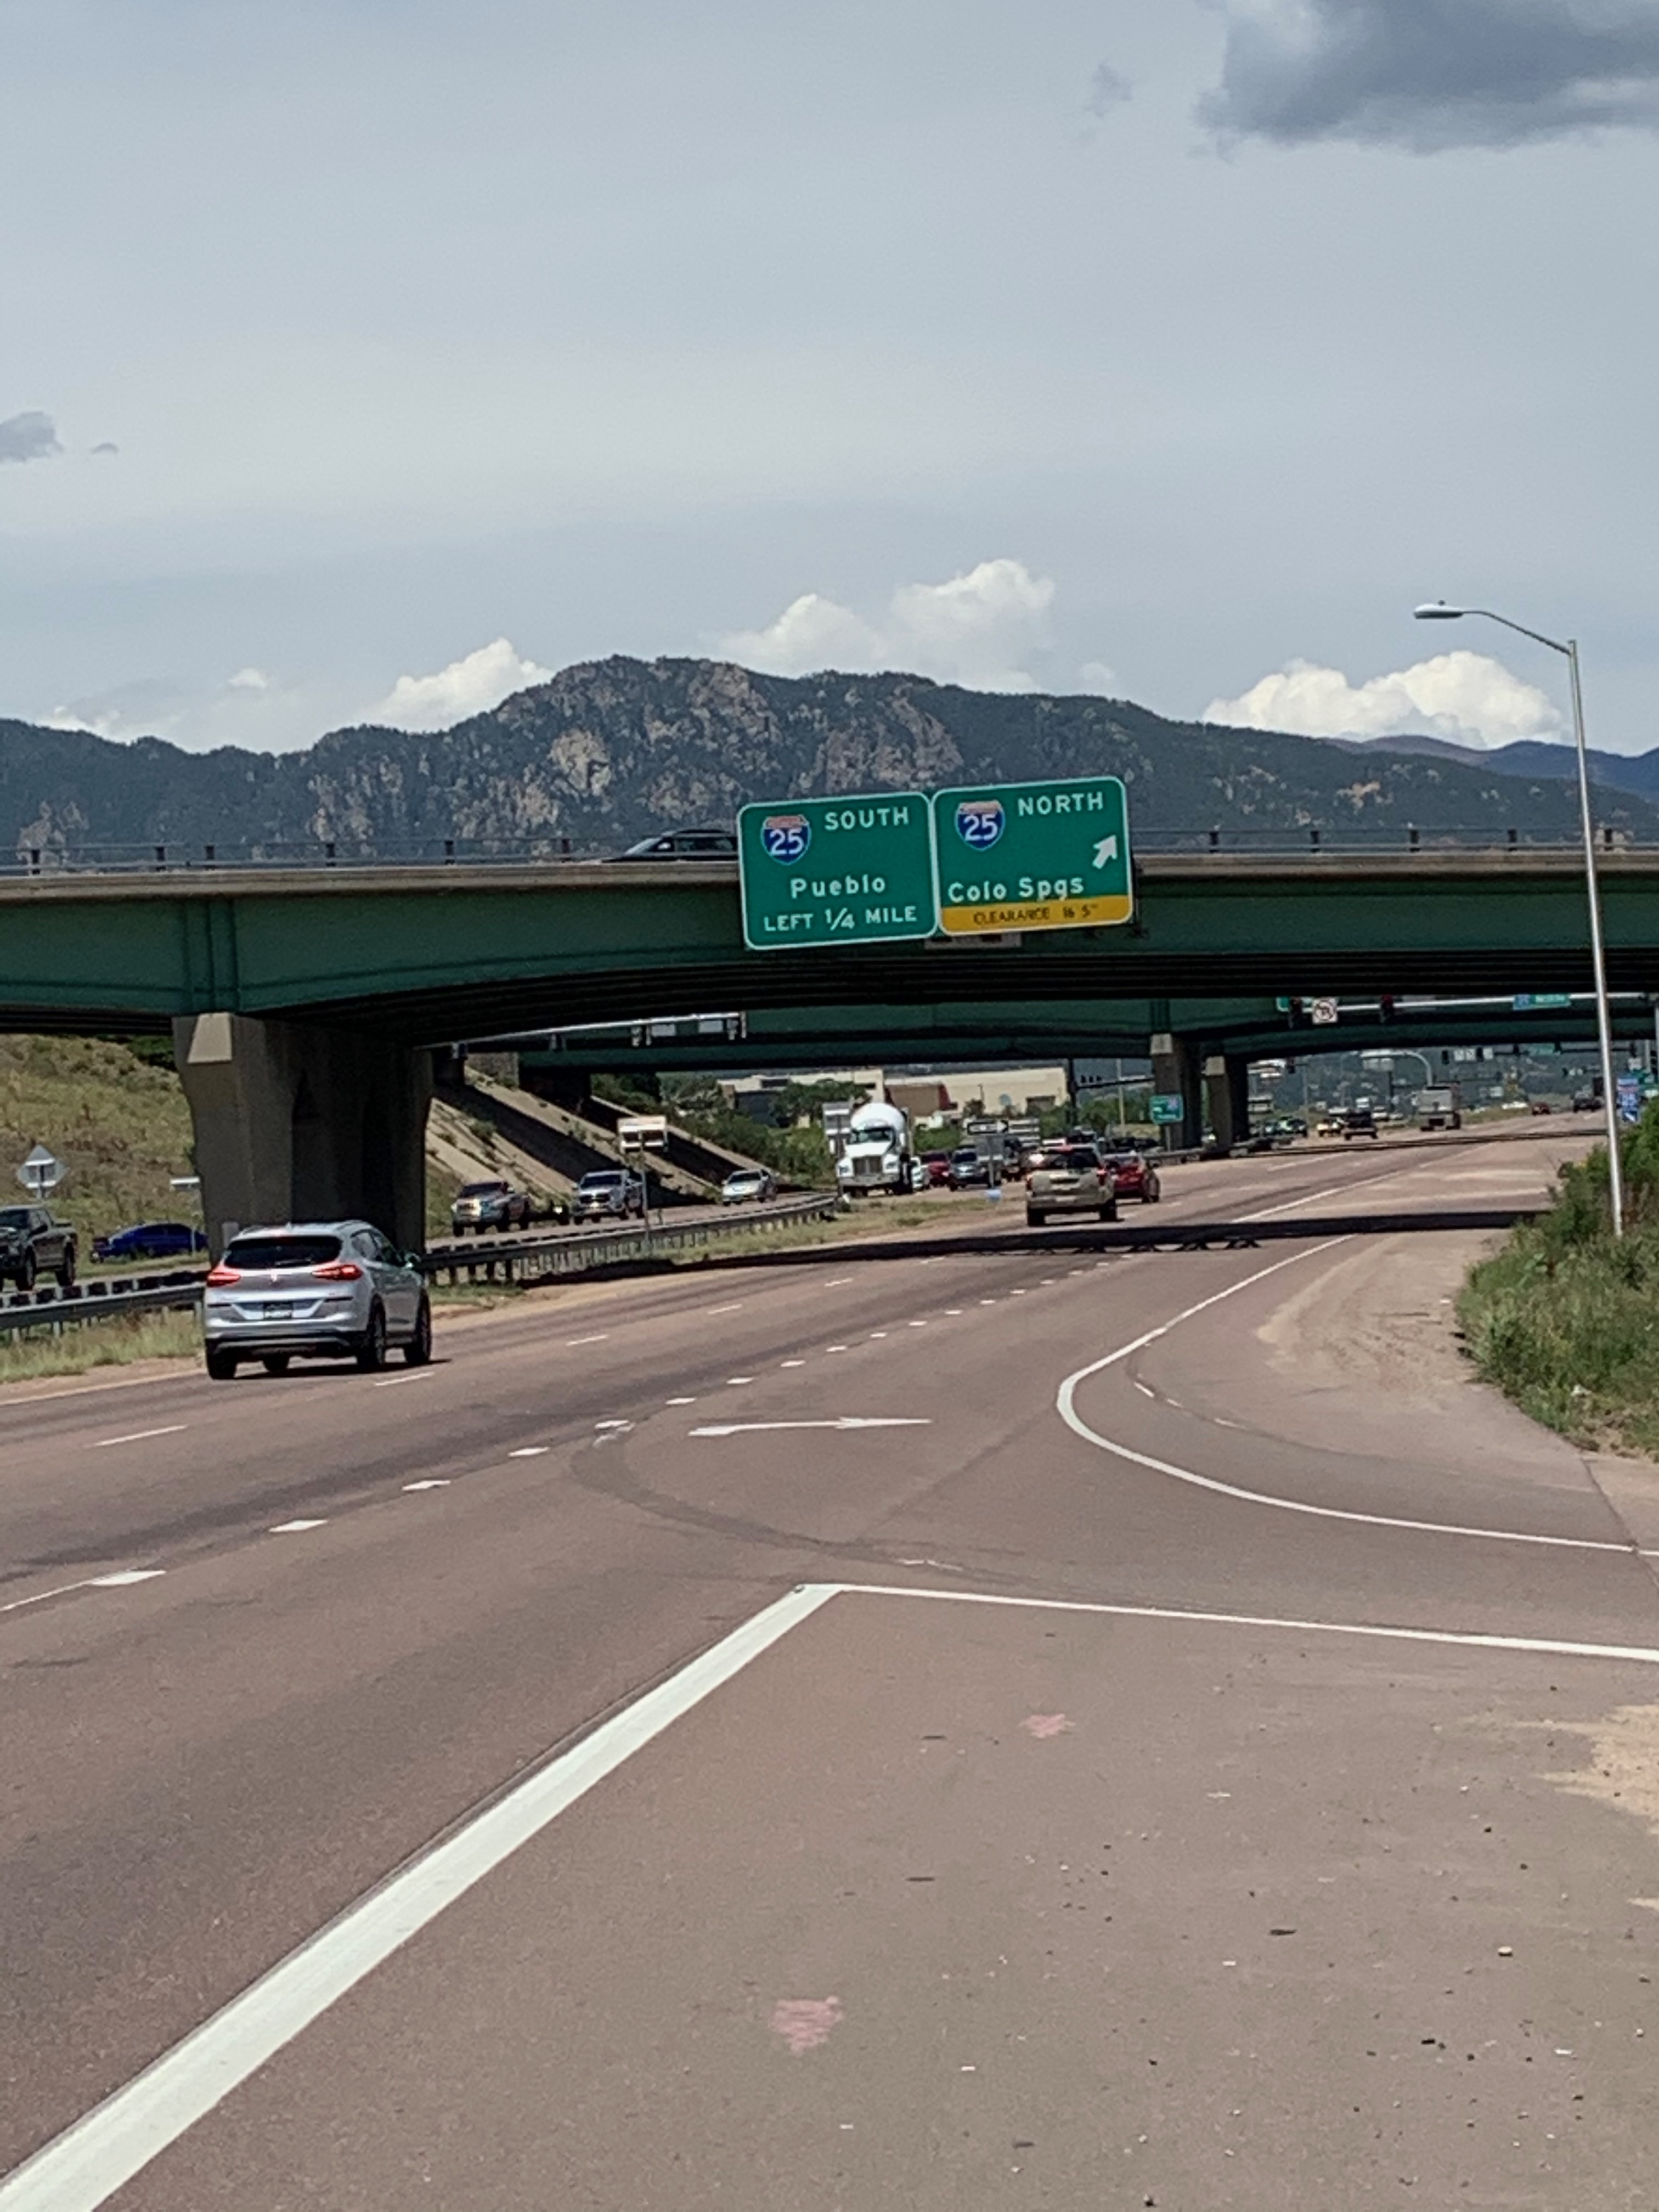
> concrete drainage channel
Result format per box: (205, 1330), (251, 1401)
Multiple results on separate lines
(0, 1197), (843, 1341)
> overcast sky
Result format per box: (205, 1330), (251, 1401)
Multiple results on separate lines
(4, 0), (1658, 754)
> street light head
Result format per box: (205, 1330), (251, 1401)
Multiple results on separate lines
(1413, 601), (1465, 621)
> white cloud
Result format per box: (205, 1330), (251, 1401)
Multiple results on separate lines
(364, 637), (552, 731)
(227, 665), (269, 691)
(1076, 659), (1119, 695)
(43, 678), (188, 740)
(1203, 650), (1564, 747)
(721, 558), (1056, 692)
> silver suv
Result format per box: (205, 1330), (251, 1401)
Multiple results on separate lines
(571, 1167), (645, 1221)
(202, 1221), (431, 1379)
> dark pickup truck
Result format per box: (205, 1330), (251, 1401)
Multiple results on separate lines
(0, 1205), (78, 1290)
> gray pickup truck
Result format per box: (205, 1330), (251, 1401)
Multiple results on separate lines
(0, 1205), (78, 1290)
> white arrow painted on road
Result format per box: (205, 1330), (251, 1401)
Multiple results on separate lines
(1092, 834), (1119, 868)
(690, 1417), (933, 1438)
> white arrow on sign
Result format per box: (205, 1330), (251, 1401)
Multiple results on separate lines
(1092, 836), (1119, 868)
(16, 1143), (64, 1195)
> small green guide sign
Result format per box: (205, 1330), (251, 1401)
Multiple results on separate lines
(930, 774), (1132, 936)
(737, 792), (934, 950)
(1149, 1093), (1186, 1126)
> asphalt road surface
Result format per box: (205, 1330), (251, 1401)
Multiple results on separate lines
(6, 1131), (1659, 2208)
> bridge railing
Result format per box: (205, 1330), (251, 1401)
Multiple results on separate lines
(0, 825), (1647, 876)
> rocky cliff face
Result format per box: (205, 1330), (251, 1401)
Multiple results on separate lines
(1, 656), (1647, 861)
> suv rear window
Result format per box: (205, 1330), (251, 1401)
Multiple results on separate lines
(223, 1234), (343, 1271)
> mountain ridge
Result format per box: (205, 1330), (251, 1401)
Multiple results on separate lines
(4, 655), (1657, 859)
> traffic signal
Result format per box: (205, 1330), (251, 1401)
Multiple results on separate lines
(1378, 994), (1396, 1023)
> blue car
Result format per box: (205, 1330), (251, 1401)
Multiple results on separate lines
(93, 1220), (208, 1263)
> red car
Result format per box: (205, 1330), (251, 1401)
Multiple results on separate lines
(1105, 1150), (1161, 1204)
(921, 1151), (953, 1188)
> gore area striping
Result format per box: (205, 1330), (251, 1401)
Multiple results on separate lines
(0, 1584), (839, 2212)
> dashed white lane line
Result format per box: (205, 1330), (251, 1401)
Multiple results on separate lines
(595, 1419), (633, 1431)
(268, 1520), (327, 1534)
(691, 1418), (933, 1437)
(826, 1345), (849, 1353)
(665, 1396), (697, 1406)
(1057, 1242), (1658, 1558)
(781, 1359), (805, 1368)
(89, 1425), (186, 1449)
(907, 1319), (928, 1328)
(979, 1299), (997, 1306)
(1133, 1380), (1156, 1399)
(0, 1570), (165, 1617)
(508, 1446), (549, 1457)
(373, 1371), (436, 1389)
(566, 1334), (610, 1347)
(726, 1375), (754, 1385)
(1243, 1185), (1347, 1221)
(402, 1480), (450, 1491)
(823, 1278), (852, 1288)
(945, 1307), (963, 1315)
(709, 1304), (744, 1316)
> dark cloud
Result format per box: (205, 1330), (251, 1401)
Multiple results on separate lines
(0, 410), (63, 464)
(1087, 61), (1134, 117)
(1198, 0), (1659, 151)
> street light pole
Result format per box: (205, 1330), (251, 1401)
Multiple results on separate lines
(1414, 603), (1625, 1235)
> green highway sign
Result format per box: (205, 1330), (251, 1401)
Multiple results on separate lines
(1514, 992), (1573, 1011)
(1149, 1093), (1186, 1125)
(930, 774), (1132, 936)
(737, 792), (934, 950)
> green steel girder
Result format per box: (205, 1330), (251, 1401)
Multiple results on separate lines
(0, 851), (1656, 1045)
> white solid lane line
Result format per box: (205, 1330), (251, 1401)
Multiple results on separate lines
(1056, 1243), (1654, 1558)
(89, 1425), (186, 1450)
(508, 1446), (549, 1457)
(566, 1334), (609, 1347)
(0, 1584), (837, 2212)
(0, 1570), (165, 1617)
(839, 1582), (1659, 1667)
(267, 1520), (327, 1534)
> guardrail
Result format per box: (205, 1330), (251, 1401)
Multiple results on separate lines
(427, 1193), (839, 1285)
(0, 1267), (208, 1339)
(0, 823), (1650, 876)
(0, 1198), (842, 1340)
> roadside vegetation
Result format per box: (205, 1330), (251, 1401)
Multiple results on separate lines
(1460, 1103), (1659, 1456)
(0, 1036), (199, 1245)
(0, 1307), (200, 1386)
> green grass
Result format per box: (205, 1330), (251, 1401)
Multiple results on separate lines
(1460, 1104), (1659, 1456)
(0, 1306), (202, 1384)
(0, 1036), (200, 1246)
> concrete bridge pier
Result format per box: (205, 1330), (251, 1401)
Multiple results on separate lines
(1203, 1054), (1252, 1153)
(173, 1012), (432, 1258)
(1150, 1034), (1203, 1151)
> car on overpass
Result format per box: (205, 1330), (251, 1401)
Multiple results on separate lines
(612, 828), (738, 861)
(202, 1221), (431, 1378)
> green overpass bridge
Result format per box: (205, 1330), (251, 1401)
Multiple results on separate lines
(1, 848), (1651, 1249)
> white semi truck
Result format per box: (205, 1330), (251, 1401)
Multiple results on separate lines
(1416, 1084), (1463, 1131)
(834, 1099), (919, 1197)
